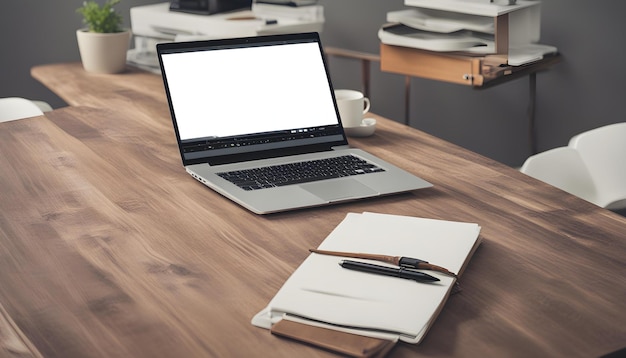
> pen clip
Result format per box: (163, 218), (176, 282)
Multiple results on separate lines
(398, 257), (427, 268)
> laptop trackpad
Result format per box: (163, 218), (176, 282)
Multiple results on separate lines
(301, 179), (378, 202)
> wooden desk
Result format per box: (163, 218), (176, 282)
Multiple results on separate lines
(0, 63), (623, 358)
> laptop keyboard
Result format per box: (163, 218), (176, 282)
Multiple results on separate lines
(217, 155), (385, 191)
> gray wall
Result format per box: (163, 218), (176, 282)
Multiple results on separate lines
(2, 1), (625, 167)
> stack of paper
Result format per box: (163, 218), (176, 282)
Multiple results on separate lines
(378, 23), (495, 53)
(379, 8), (496, 53)
(252, 212), (481, 344)
(252, 3), (324, 22)
(255, 0), (318, 6)
(387, 8), (494, 34)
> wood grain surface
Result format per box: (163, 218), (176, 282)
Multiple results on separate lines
(0, 63), (623, 357)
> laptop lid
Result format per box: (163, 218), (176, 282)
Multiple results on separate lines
(157, 32), (348, 167)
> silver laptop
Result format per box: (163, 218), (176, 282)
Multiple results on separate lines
(157, 32), (432, 214)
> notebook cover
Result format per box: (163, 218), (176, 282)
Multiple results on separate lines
(271, 319), (396, 358)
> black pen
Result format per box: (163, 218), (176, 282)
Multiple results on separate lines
(339, 260), (440, 283)
(310, 248), (457, 277)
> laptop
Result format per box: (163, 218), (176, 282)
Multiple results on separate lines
(156, 32), (432, 214)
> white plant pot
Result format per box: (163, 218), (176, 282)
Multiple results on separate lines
(76, 29), (131, 74)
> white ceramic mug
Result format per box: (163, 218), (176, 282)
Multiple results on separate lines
(334, 89), (370, 128)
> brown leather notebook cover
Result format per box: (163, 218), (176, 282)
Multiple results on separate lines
(271, 319), (396, 358)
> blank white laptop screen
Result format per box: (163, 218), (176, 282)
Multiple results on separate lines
(160, 42), (339, 141)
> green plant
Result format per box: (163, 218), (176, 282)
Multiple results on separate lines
(76, 0), (124, 33)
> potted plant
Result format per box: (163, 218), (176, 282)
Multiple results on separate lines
(76, 0), (131, 74)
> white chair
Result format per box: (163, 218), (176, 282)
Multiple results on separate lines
(0, 97), (52, 123)
(568, 122), (626, 210)
(520, 147), (600, 205)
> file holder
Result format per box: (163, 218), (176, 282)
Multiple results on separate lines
(380, 0), (555, 86)
(403, 0), (541, 57)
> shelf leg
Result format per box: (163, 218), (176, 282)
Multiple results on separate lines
(404, 76), (411, 125)
(528, 73), (537, 154)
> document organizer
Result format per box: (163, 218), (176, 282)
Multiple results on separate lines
(400, 0), (541, 56)
(252, 212), (482, 356)
(380, 0), (558, 87)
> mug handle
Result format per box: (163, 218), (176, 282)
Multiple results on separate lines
(362, 97), (370, 114)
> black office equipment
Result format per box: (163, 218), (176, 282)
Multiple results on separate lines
(169, 0), (252, 15)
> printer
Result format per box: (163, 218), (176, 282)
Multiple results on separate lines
(378, 0), (557, 66)
(128, 1), (324, 72)
(169, 0), (252, 15)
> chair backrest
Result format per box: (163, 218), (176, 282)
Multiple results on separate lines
(520, 146), (600, 205)
(0, 97), (45, 122)
(568, 122), (626, 209)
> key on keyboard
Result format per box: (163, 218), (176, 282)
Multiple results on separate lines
(217, 155), (385, 191)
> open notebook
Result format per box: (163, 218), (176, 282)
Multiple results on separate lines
(252, 212), (482, 346)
